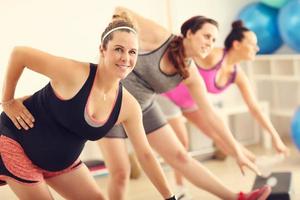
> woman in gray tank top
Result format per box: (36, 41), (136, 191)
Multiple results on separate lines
(97, 7), (271, 200)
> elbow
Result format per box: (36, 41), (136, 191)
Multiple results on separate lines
(10, 46), (30, 69)
(10, 46), (26, 65)
(141, 151), (153, 161)
(137, 150), (154, 164)
(11, 46), (27, 60)
(11, 46), (22, 55)
(12, 46), (26, 53)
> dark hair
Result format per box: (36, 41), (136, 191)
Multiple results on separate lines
(224, 20), (250, 50)
(167, 16), (218, 79)
(101, 18), (137, 49)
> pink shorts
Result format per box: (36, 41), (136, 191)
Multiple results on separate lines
(0, 135), (82, 186)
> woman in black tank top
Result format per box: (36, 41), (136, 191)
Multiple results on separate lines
(0, 18), (176, 199)
(98, 6), (271, 200)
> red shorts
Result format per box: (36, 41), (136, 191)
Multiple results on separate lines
(0, 135), (82, 185)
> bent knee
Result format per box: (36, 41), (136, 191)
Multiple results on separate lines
(110, 169), (130, 182)
(175, 150), (190, 164)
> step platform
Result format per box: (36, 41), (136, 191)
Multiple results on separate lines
(252, 172), (295, 200)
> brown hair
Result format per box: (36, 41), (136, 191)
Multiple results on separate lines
(224, 20), (250, 51)
(101, 16), (137, 49)
(168, 16), (218, 79)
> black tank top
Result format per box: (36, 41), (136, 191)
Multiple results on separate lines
(0, 63), (122, 171)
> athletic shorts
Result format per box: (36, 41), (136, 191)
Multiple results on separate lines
(156, 95), (182, 119)
(0, 135), (82, 186)
(156, 95), (198, 119)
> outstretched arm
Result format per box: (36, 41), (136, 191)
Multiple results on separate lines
(183, 62), (260, 175)
(113, 6), (171, 52)
(235, 68), (289, 155)
(122, 91), (174, 199)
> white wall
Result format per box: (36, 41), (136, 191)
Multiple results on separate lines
(0, 0), (259, 104)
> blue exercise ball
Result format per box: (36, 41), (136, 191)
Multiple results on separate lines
(238, 3), (283, 54)
(261, 0), (290, 8)
(291, 108), (300, 150)
(278, 0), (300, 52)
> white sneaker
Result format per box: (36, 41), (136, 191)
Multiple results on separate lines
(175, 186), (193, 200)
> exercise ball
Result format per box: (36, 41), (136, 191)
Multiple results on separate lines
(291, 108), (300, 150)
(278, 0), (300, 52)
(238, 3), (283, 54)
(261, 0), (290, 8)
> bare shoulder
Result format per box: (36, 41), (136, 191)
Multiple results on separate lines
(67, 60), (90, 83)
(234, 66), (246, 82)
(119, 88), (142, 122)
(122, 89), (141, 111)
(195, 48), (224, 68)
(47, 56), (90, 86)
(184, 61), (200, 85)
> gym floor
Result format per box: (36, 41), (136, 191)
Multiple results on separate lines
(0, 137), (299, 200)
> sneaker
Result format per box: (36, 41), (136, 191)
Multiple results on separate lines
(175, 186), (193, 200)
(238, 185), (271, 200)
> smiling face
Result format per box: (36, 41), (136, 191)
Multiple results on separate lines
(101, 31), (138, 79)
(188, 23), (218, 58)
(235, 31), (259, 60)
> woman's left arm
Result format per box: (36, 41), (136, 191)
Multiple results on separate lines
(122, 92), (174, 199)
(183, 62), (260, 175)
(235, 68), (289, 155)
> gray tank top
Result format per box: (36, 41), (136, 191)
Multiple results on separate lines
(122, 35), (183, 110)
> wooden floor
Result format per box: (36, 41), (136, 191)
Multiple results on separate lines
(1, 138), (299, 199)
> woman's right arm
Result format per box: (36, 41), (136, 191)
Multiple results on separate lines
(113, 6), (171, 51)
(1, 46), (85, 129)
